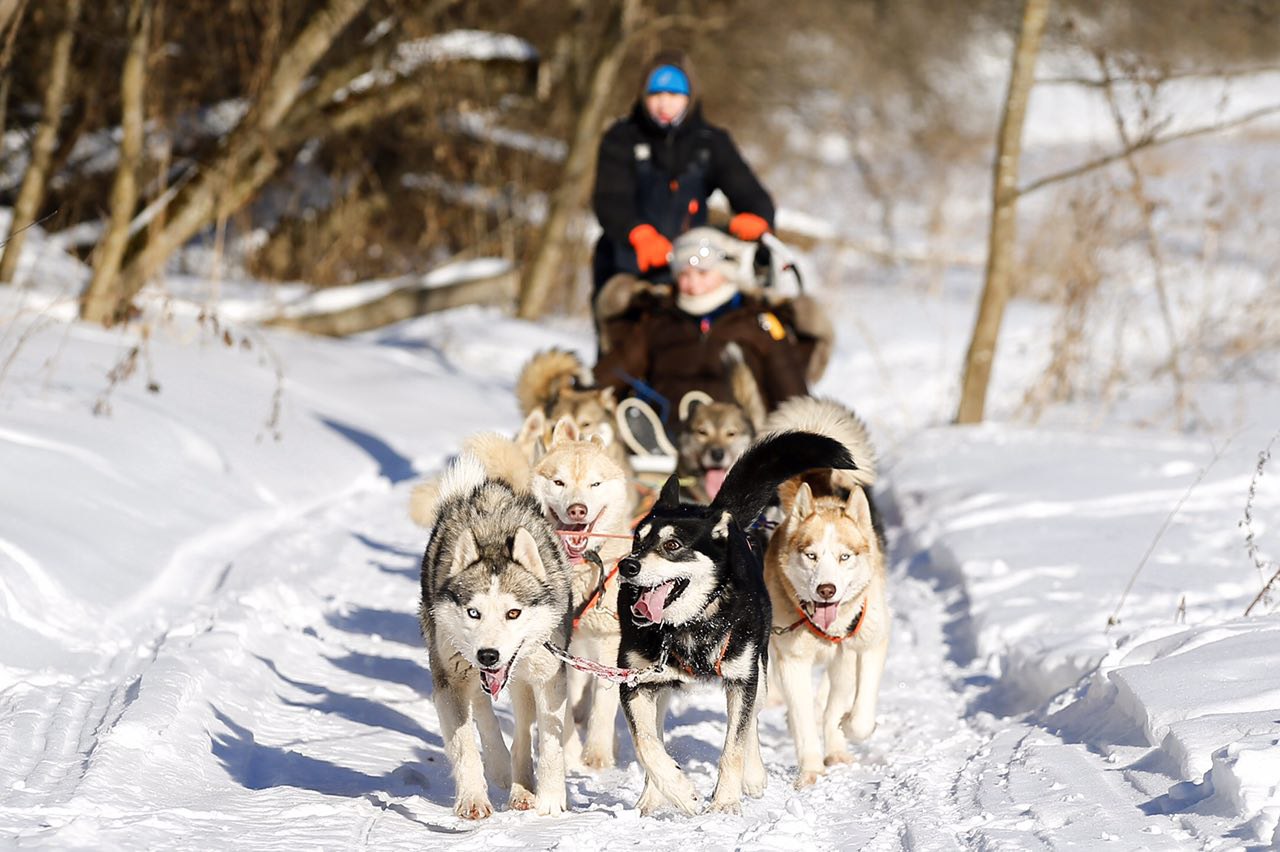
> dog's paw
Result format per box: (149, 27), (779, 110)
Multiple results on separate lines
(637, 782), (664, 816)
(707, 797), (742, 815)
(793, 770), (823, 789)
(824, 751), (856, 767)
(666, 776), (703, 815)
(508, 784), (536, 811)
(581, 746), (615, 770)
(454, 793), (494, 820)
(535, 791), (568, 817)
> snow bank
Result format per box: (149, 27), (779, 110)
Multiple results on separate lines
(888, 422), (1280, 839)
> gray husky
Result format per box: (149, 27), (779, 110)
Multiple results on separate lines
(419, 449), (573, 819)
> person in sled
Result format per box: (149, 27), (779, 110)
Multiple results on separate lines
(591, 50), (775, 341)
(593, 226), (832, 437)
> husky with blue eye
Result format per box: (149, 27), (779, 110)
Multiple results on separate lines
(418, 443), (572, 820)
(615, 430), (857, 815)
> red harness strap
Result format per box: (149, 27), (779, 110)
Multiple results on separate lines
(774, 603), (865, 644)
(571, 561), (620, 631)
(668, 630), (734, 678)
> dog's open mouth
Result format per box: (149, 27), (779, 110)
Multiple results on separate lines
(702, 467), (729, 500)
(478, 665), (510, 698)
(631, 578), (689, 625)
(806, 600), (841, 632)
(476, 643), (523, 699)
(556, 513), (600, 561)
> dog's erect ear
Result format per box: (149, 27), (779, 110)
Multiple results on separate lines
(712, 510), (732, 540)
(588, 431), (608, 449)
(844, 486), (873, 530)
(551, 416), (579, 446)
(518, 409), (546, 444)
(658, 474), (681, 508)
(511, 527), (547, 579)
(600, 386), (617, 410)
(679, 390), (712, 423)
(792, 482), (816, 521)
(448, 529), (480, 577)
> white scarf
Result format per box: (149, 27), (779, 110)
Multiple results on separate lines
(676, 281), (738, 316)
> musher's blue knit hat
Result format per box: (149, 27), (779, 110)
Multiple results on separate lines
(645, 64), (690, 96)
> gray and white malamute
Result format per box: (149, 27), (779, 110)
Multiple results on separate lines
(419, 447), (572, 819)
(617, 430), (857, 815)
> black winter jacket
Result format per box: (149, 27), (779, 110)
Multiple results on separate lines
(591, 103), (774, 285)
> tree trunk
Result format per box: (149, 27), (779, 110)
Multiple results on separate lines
(0, 0), (30, 139)
(0, 0), (81, 284)
(954, 0), (1050, 424)
(516, 0), (639, 320)
(108, 0), (369, 319)
(81, 0), (152, 325)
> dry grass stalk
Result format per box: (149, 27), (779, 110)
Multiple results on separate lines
(1242, 428), (1279, 616)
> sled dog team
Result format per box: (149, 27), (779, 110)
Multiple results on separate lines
(411, 354), (890, 819)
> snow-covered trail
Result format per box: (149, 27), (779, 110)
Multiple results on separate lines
(3, 459), (1187, 849)
(6, 297), (1255, 848)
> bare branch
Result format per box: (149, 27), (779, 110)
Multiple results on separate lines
(1093, 49), (1194, 428)
(1018, 102), (1280, 198)
(1038, 64), (1280, 87)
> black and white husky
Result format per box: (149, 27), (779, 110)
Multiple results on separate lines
(616, 431), (857, 814)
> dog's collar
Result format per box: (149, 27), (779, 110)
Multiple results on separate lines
(773, 601), (866, 643)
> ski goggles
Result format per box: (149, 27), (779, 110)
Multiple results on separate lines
(670, 238), (737, 270)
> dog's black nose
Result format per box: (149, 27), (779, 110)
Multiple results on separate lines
(709, 448), (726, 464)
(816, 583), (837, 600)
(477, 647), (501, 667)
(618, 557), (641, 578)
(567, 502), (588, 523)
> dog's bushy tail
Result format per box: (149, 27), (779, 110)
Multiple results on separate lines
(515, 348), (588, 415)
(709, 430), (855, 528)
(763, 396), (877, 487)
(409, 433), (530, 528)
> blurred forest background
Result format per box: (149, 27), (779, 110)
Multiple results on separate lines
(2, 0), (1279, 423)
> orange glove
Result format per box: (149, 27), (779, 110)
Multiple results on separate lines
(628, 224), (673, 273)
(729, 212), (770, 241)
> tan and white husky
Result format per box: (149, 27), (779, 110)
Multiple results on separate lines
(761, 397), (891, 788)
(531, 418), (633, 769)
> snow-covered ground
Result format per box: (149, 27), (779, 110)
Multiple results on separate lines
(2, 196), (1278, 849)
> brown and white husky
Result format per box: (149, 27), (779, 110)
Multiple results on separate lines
(761, 397), (891, 788)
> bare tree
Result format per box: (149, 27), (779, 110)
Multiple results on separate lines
(0, 0), (81, 284)
(1092, 50), (1196, 428)
(81, 0), (153, 325)
(517, 0), (641, 319)
(0, 0), (30, 140)
(101, 0), (371, 323)
(955, 0), (1051, 424)
(0, 0), (20, 35)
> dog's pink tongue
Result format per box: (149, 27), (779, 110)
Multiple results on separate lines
(634, 581), (675, 623)
(479, 666), (509, 698)
(812, 602), (840, 632)
(704, 468), (728, 500)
